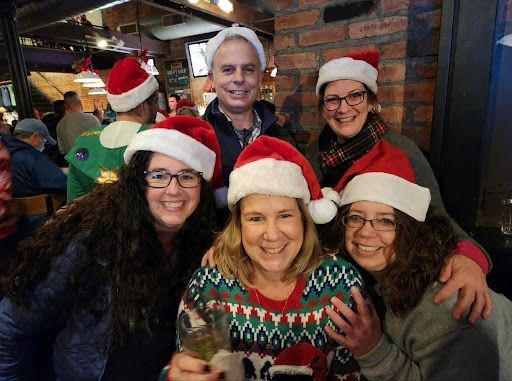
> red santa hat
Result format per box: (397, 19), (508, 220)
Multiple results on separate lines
(176, 99), (199, 116)
(206, 26), (266, 72)
(316, 50), (380, 96)
(269, 343), (328, 381)
(228, 136), (340, 224)
(107, 57), (159, 112)
(124, 116), (226, 203)
(335, 140), (431, 221)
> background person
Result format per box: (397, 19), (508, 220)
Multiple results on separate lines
(168, 93), (180, 117)
(0, 116), (222, 380)
(313, 50), (491, 323)
(325, 155), (512, 380)
(167, 136), (363, 381)
(56, 91), (100, 154)
(41, 99), (67, 167)
(65, 57), (159, 202)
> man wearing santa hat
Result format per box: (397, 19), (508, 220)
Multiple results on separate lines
(65, 57), (159, 202)
(203, 26), (296, 188)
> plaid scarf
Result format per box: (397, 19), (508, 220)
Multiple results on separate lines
(318, 112), (388, 176)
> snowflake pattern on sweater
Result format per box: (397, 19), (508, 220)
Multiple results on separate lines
(178, 255), (364, 381)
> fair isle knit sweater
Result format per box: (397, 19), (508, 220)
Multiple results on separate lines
(178, 256), (364, 381)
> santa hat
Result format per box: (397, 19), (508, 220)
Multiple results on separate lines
(206, 26), (266, 72)
(228, 136), (340, 224)
(124, 116), (226, 204)
(336, 140), (431, 221)
(176, 99), (199, 116)
(269, 343), (327, 381)
(107, 57), (159, 112)
(316, 50), (380, 96)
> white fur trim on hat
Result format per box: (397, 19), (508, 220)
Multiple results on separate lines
(316, 57), (378, 96)
(339, 172), (431, 221)
(206, 26), (266, 72)
(107, 74), (158, 112)
(228, 158), (310, 209)
(123, 129), (216, 181)
(268, 365), (313, 378)
(308, 187), (340, 224)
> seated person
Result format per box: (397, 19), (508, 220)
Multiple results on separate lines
(325, 148), (512, 380)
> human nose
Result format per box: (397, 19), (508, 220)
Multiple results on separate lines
(233, 67), (244, 83)
(357, 219), (377, 237)
(336, 97), (351, 113)
(263, 219), (280, 241)
(165, 176), (182, 194)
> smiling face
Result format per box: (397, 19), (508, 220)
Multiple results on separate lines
(209, 38), (262, 116)
(145, 153), (201, 234)
(240, 194), (304, 281)
(322, 79), (373, 139)
(344, 201), (397, 276)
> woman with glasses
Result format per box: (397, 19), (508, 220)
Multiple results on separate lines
(324, 160), (512, 380)
(312, 50), (491, 325)
(166, 136), (364, 381)
(0, 116), (223, 380)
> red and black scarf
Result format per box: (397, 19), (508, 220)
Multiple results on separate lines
(318, 112), (388, 186)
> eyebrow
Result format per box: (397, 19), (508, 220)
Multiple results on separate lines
(325, 89), (365, 97)
(349, 209), (396, 217)
(147, 167), (194, 173)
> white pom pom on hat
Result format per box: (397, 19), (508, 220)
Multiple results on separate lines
(227, 136), (340, 224)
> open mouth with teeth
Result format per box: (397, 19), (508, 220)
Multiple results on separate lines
(261, 245), (286, 255)
(355, 243), (382, 253)
(335, 115), (357, 123)
(228, 90), (248, 96)
(161, 201), (185, 209)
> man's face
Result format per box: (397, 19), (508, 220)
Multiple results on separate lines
(209, 38), (262, 116)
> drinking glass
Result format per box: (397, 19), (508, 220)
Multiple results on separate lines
(501, 197), (512, 235)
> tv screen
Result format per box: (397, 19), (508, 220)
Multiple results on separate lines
(186, 40), (208, 78)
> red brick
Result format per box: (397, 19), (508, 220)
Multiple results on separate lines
(379, 63), (406, 82)
(276, 52), (317, 70)
(275, 10), (320, 31)
(275, 0), (295, 11)
(378, 85), (405, 103)
(349, 17), (408, 39)
(404, 82), (435, 102)
(274, 34), (296, 51)
(381, 41), (407, 59)
(381, 0), (410, 13)
(323, 44), (378, 62)
(299, 26), (345, 46)
(299, 72), (319, 90)
(416, 9), (441, 28)
(402, 126), (431, 151)
(275, 90), (318, 108)
(413, 105), (433, 122)
(411, 61), (437, 78)
(300, 111), (322, 126)
(300, 0), (329, 6)
(276, 75), (295, 90)
(380, 106), (405, 124)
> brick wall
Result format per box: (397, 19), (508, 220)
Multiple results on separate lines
(273, 0), (442, 151)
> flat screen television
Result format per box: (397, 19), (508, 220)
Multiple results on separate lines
(185, 40), (209, 78)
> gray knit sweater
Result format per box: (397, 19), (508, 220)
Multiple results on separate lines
(356, 282), (512, 380)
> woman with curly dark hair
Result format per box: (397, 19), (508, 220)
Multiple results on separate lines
(0, 116), (224, 380)
(324, 159), (512, 380)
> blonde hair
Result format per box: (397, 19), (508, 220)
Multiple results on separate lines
(214, 199), (325, 288)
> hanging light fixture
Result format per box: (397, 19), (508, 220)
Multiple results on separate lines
(82, 80), (106, 88)
(142, 58), (159, 75)
(73, 57), (102, 83)
(88, 87), (107, 95)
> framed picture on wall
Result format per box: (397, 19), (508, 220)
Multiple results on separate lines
(164, 59), (190, 92)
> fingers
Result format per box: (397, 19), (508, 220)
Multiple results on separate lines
(451, 287), (474, 320)
(168, 353), (223, 381)
(466, 290), (485, 324)
(482, 289), (492, 320)
(438, 255), (454, 283)
(350, 287), (373, 316)
(201, 247), (216, 268)
(324, 325), (348, 347)
(433, 277), (460, 305)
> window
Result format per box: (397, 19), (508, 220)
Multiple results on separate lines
(185, 40), (208, 78)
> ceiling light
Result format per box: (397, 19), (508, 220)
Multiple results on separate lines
(188, 0), (200, 3)
(97, 39), (108, 48)
(93, 0), (130, 11)
(216, 0), (233, 13)
(88, 87), (107, 95)
(74, 71), (102, 83)
(498, 34), (512, 47)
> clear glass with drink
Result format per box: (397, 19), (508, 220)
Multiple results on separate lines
(501, 197), (512, 235)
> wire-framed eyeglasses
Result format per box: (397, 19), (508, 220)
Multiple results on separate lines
(341, 214), (398, 231)
(321, 90), (367, 111)
(144, 170), (203, 188)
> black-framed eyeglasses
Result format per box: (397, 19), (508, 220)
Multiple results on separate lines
(144, 170), (203, 188)
(341, 214), (398, 231)
(321, 90), (367, 111)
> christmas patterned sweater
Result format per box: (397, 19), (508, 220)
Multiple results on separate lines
(177, 255), (364, 381)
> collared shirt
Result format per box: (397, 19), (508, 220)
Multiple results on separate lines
(219, 107), (262, 148)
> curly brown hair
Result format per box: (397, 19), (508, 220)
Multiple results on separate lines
(335, 206), (459, 316)
(1, 150), (217, 348)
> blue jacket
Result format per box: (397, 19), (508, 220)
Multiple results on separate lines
(0, 134), (66, 197)
(0, 235), (112, 380)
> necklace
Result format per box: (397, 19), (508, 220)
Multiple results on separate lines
(254, 281), (295, 316)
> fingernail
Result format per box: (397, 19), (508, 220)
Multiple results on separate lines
(204, 364), (211, 372)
